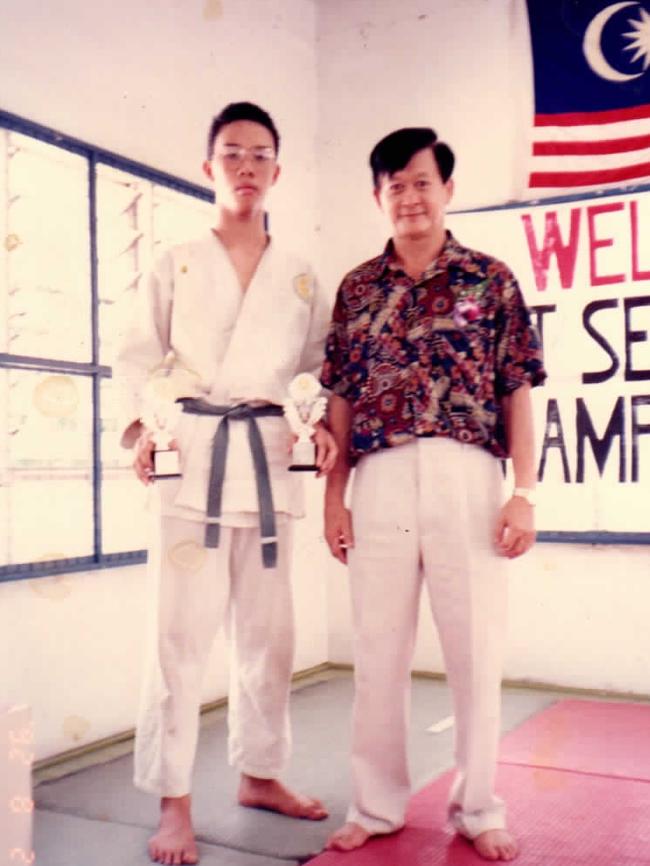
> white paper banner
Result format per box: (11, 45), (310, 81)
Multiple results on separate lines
(448, 189), (650, 536)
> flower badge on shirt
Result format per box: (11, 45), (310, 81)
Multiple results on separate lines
(453, 279), (488, 328)
(293, 272), (313, 302)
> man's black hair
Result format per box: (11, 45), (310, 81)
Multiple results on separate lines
(207, 102), (280, 159)
(369, 127), (454, 188)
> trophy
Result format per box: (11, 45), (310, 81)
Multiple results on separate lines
(141, 358), (202, 479)
(283, 373), (327, 472)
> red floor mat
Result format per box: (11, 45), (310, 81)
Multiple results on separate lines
(308, 700), (650, 865)
(499, 699), (650, 781)
(309, 764), (650, 865)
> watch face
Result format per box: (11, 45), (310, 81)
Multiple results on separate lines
(514, 489), (536, 505)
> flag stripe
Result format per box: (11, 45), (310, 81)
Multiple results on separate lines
(530, 160), (650, 188)
(532, 116), (650, 141)
(533, 133), (650, 156)
(535, 104), (650, 127)
(532, 146), (650, 172)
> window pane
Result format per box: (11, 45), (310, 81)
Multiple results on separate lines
(96, 165), (153, 367)
(0, 369), (94, 566)
(1, 133), (91, 361)
(101, 475), (149, 554)
(0, 122), (214, 573)
(152, 184), (212, 250)
(100, 378), (148, 554)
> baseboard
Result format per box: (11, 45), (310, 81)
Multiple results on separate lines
(34, 661), (333, 779)
(34, 660), (650, 780)
(327, 662), (650, 702)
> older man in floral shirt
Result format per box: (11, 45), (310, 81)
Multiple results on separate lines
(321, 127), (546, 862)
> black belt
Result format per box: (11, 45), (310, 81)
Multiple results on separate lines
(179, 399), (284, 568)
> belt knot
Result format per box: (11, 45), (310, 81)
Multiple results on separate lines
(178, 398), (283, 568)
(223, 403), (254, 422)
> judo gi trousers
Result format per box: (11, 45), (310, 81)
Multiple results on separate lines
(134, 515), (294, 797)
(346, 437), (507, 839)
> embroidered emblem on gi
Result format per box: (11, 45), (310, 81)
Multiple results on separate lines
(293, 272), (313, 301)
(33, 375), (79, 418)
(168, 540), (207, 572)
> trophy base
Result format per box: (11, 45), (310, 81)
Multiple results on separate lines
(288, 440), (318, 473)
(153, 449), (182, 480)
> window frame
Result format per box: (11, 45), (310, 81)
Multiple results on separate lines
(1, 112), (647, 582)
(0, 109), (213, 583)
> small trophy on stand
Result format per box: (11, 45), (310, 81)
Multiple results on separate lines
(141, 359), (201, 480)
(283, 373), (327, 472)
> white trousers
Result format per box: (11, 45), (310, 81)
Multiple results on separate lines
(346, 437), (508, 839)
(134, 516), (294, 797)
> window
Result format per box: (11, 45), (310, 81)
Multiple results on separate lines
(0, 111), (213, 581)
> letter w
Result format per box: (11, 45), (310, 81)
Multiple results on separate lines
(521, 208), (581, 291)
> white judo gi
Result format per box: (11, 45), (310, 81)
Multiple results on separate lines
(115, 231), (330, 796)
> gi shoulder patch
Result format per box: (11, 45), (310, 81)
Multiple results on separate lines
(293, 272), (313, 302)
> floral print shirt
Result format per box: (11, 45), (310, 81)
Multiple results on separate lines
(321, 231), (546, 461)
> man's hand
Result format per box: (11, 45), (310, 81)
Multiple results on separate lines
(313, 422), (338, 477)
(133, 429), (178, 485)
(324, 499), (354, 564)
(494, 496), (535, 558)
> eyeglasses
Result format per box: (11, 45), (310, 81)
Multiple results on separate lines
(215, 145), (276, 164)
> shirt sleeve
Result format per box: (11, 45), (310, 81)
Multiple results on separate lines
(494, 270), (547, 396)
(112, 251), (173, 447)
(296, 267), (334, 381)
(319, 278), (354, 399)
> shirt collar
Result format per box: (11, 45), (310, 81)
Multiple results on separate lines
(374, 230), (486, 281)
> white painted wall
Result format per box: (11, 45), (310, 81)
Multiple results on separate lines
(327, 543), (650, 696)
(315, 0), (532, 292)
(1, 0), (320, 253)
(1, 0), (648, 763)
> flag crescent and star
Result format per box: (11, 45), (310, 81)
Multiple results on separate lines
(583, 2), (650, 82)
(525, 0), (650, 190)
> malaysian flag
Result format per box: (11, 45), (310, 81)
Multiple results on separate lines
(526, 0), (650, 191)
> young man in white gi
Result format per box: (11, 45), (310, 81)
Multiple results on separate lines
(321, 128), (546, 862)
(117, 102), (336, 865)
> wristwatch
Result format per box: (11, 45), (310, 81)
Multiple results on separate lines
(513, 487), (537, 506)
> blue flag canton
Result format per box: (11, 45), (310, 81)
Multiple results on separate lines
(527, 0), (650, 114)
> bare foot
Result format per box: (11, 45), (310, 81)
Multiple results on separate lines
(148, 795), (199, 864)
(473, 829), (519, 861)
(325, 822), (371, 851)
(238, 775), (328, 820)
